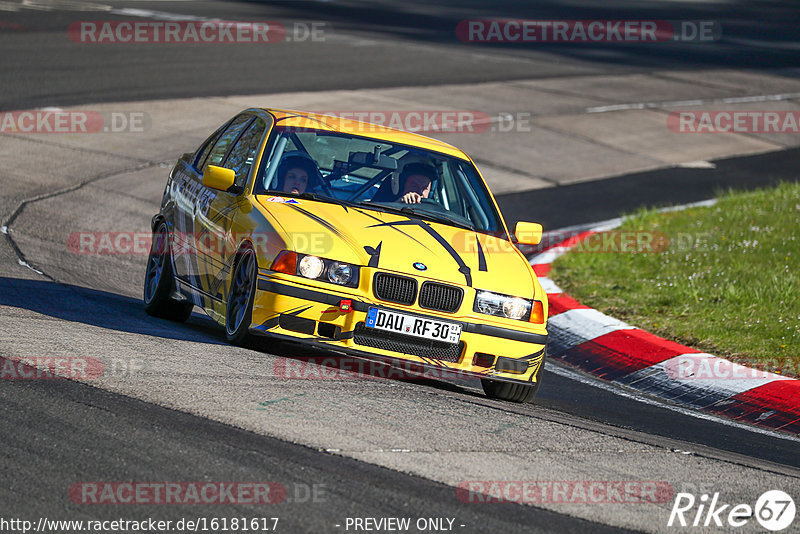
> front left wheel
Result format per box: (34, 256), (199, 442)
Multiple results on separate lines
(143, 222), (194, 322)
(225, 246), (257, 346)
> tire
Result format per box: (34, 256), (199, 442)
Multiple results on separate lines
(225, 246), (257, 346)
(143, 222), (194, 322)
(481, 359), (544, 403)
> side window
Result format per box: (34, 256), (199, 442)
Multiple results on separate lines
(222, 117), (268, 187)
(201, 114), (253, 173)
(193, 120), (231, 170)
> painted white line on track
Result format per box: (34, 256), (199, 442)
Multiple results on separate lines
(108, 7), (220, 21)
(544, 216), (622, 237)
(589, 219), (624, 232)
(657, 198), (718, 212)
(22, 0), (109, 11)
(677, 160), (716, 169)
(545, 361), (800, 443)
(586, 92), (800, 113)
(529, 247), (567, 266)
(10, 0), (221, 19)
(17, 259), (43, 275)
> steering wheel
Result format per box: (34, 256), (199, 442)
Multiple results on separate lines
(418, 197), (448, 212)
(315, 171), (336, 197)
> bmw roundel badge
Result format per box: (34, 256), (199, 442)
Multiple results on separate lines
(413, 262), (427, 271)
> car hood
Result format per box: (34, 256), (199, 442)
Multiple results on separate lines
(255, 196), (537, 297)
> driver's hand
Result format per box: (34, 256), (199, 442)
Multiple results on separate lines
(400, 192), (423, 204)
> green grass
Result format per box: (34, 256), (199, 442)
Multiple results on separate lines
(549, 181), (800, 377)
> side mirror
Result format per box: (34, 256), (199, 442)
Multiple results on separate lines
(514, 222), (543, 246)
(202, 165), (236, 192)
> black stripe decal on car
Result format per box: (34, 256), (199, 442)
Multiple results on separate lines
(354, 208), (431, 250)
(367, 219), (472, 286)
(364, 242), (382, 268)
(286, 204), (359, 250)
(521, 347), (546, 362)
(476, 236), (488, 272)
(257, 279), (370, 312)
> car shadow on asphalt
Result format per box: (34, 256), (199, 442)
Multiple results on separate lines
(0, 275), (487, 397)
(0, 276), (226, 345)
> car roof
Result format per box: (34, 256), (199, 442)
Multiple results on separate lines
(261, 108), (472, 161)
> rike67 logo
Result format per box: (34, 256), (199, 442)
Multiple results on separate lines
(668, 490), (795, 531)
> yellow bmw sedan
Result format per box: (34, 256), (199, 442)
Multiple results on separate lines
(144, 108), (548, 402)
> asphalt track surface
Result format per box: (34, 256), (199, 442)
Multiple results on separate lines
(2, 0), (800, 110)
(2, 1), (800, 533)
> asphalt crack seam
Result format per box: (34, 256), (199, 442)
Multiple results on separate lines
(2, 160), (164, 282)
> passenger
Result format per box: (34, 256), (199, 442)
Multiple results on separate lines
(275, 154), (319, 195)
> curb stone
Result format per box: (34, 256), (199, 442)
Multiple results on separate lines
(530, 211), (800, 436)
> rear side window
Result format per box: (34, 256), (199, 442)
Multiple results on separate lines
(201, 114), (253, 173)
(193, 120), (230, 170)
(223, 117), (268, 187)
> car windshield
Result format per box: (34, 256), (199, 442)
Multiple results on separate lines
(254, 125), (506, 235)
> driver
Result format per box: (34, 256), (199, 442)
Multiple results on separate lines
(396, 162), (435, 204)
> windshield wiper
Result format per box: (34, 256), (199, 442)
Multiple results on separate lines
(260, 191), (361, 209)
(362, 203), (475, 231)
(403, 208), (476, 230)
(297, 192), (330, 202)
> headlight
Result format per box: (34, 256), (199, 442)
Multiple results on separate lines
(298, 255), (325, 279)
(327, 261), (353, 285)
(271, 250), (359, 288)
(474, 290), (531, 321)
(503, 297), (530, 320)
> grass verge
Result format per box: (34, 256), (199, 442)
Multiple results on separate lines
(549, 181), (800, 377)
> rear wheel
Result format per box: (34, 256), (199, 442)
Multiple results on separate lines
(225, 246), (257, 346)
(143, 222), (194, 322)
(481, 359), (544, 403)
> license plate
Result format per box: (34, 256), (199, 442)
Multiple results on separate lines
(366, 307), (461, 344)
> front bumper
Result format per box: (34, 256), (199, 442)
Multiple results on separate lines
(252, 272), (547, 384)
